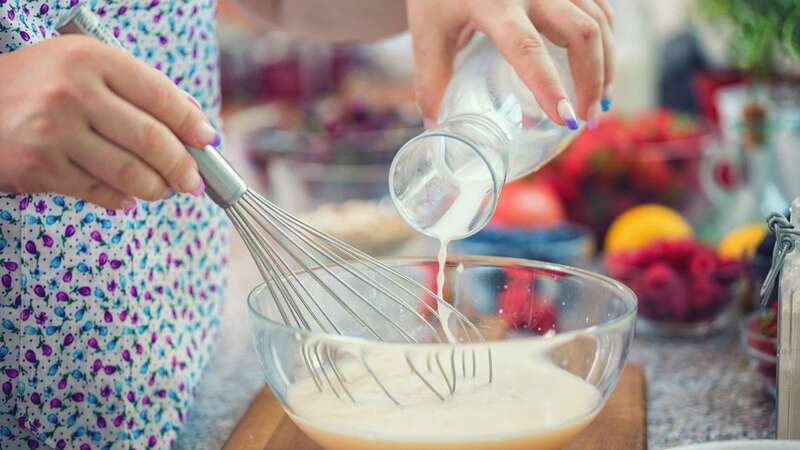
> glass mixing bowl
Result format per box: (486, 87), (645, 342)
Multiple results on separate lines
(247, 257), (637, 450)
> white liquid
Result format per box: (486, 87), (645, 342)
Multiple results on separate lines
(286, 340), (601, 450)
(424, 159), (494, 342)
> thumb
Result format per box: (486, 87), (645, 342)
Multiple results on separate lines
(411, 27), (456, 126)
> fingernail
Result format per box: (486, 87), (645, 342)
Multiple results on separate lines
(187, 94), (202, 110)
(601, 85), (613, 112)
(557, 99), (579, 130)
(191, 178), (205, 197)
(587, 102), (602, 130)
(179, 169), (203, 194)
(423, 118), (436, 130)
(196, 122), (221, 147)
(121, 197), (137, 210)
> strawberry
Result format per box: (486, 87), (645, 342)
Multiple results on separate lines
(497, 268), (559, 334)
(527, 300), (558, 335)
(631, 151), (673, 194)
(416, 262), (440, 320)
(498, 267), (535, 329)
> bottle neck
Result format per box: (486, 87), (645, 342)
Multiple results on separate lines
(435, 113), (512, 184)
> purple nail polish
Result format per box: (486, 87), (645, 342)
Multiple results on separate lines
(565, 118), (579, 130)
(557, 99), (580, 131)
(210, 133), (221, 147)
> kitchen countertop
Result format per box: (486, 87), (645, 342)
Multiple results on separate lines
(174, 234), (777, 450)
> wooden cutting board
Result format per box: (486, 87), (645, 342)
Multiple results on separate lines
(224, 364), (646, 450)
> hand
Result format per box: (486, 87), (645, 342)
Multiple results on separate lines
(407, 0), (614, 128)
(0, 35), (220, 209)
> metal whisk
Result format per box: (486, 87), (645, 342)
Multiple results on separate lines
(64, 6), (492, 406)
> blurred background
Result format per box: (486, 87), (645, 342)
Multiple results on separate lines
(170, 3), (799, 447)
(215, 0), (799, 358)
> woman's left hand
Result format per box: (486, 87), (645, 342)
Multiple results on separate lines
(407, 0), (614, 128)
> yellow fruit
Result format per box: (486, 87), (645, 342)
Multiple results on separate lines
(605, 204), (693, 253)
(718, 223), (767, 260)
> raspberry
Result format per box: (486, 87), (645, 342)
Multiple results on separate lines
(628, 277), (655, 319)
(688, 277), (726, 319)
(660, 239), (700, 270)
(643, 262), (680, 295)
(606, 252), (636, 280)
(688, 251), (717, 277)
(714, 258), (741, 284)
(641, 262), (689, 320)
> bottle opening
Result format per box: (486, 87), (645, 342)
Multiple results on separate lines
(389, 131), (501, 240)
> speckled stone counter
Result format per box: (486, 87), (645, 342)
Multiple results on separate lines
(174, 236), (778, 450)
(631, 332), (776, 449)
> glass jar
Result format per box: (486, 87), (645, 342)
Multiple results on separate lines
(389, 33), (578, 240)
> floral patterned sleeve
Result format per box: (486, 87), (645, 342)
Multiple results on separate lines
(0, 2), (228, 449)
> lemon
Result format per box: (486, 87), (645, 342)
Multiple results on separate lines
(605, 204), (693, 253)
(718, 223), (767, 260)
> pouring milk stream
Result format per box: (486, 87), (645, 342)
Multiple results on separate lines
(389, 33), (580, 338)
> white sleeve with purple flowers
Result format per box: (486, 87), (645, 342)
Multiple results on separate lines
(0, 1), (228, 449)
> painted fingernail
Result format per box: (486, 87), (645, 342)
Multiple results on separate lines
(121, 197), (137, 210)
(196, 122), (221, 147)
(191, 178), (205, 197)
(557, 99), (579, 130)
(601, 85), (613, 112)
(587, 102), (602, 130)
(179, 170), (203, 194)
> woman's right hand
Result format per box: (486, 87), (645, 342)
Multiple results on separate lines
(0, 35), (220, 209)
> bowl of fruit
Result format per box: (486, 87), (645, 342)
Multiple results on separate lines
(537, 109), (717, 246)
(741, 306), (777, 397)
(454, 180), (595, 267)
(604, 205), (746, 336)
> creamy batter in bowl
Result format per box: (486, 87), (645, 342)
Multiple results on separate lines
(247, 257), (637, 450)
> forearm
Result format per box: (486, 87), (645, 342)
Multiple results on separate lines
(237, 0), (408, 42)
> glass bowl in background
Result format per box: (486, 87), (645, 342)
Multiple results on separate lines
(605, 239), (745, 337)
(247, 257), (637, 450)
(535, 111), (717, 247)
(740, 310), (777, 398)
(226, 93), (423, 255)
(453, 224), (595, 268)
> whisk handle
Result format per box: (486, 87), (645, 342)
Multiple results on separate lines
(60, 6), (248, 209)
(189, 145), (248, 207)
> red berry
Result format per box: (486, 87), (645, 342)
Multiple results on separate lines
(688, 277), (726, 319)
(713, 160), (739, 191)
(643, 262), (680, 293)
(528, 301), (558, 335)
(605, 252), (636, 280)
(497, 268), (559, 334)
(643, 262), (690, 320)
(714, 258), (741, 284)
(688, 251), (717, 277)
(660, 240), (699, 270)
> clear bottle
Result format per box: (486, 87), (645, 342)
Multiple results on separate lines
(389, 33), (578, 240)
